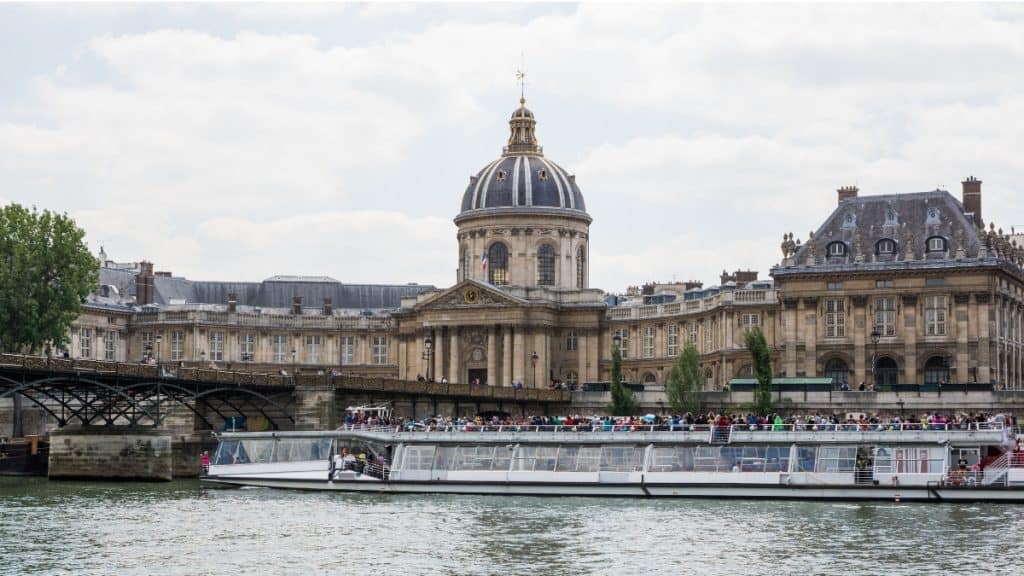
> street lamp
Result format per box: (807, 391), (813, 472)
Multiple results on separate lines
(422, 336), (434, 382)
(291, 348), (297, 379)
(531, 351), (539, 388)
(870, 326), (881, 389)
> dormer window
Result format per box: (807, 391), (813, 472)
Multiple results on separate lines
(496, 170), (507, 182)
(827, 241), (847, 257)
(538, 169), (548, 181)
(884, 209), (897, 225)
(876, 238), (897, 255)
(842, 213), (856, 228)
(926, 236), (947, 253)
(926, 207), (940, 224)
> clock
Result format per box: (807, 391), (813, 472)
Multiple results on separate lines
(464, 288), (479, 304)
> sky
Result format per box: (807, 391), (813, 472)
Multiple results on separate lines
(2, 3), (1023, 293)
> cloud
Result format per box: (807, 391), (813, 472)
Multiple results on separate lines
(2, 4), (1024, 294)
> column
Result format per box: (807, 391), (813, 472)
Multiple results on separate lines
(502, 327), (512, 387)
(398, 338), (408, 379)
(803, 297), (818, 376)
(903, 295), (918, 385)
(578, 328), (589, 384)
(955, 293), (970, 383)
(486, 327), (497, 386)
(540, 329), (550, 388)
(588, 329), (600, 383)
(783, 299), (798, 376)
(977, 293), (991, 384)
(513, 328), (525, 386)
(852, 296), (866, 385)
(449, 328), (460, 384)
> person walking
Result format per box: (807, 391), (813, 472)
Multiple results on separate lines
(200, 451), (210, 475)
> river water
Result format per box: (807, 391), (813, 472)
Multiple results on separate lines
(1, 477), (1022, 576)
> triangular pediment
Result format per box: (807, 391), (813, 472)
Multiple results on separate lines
(414, 279), (527, 311)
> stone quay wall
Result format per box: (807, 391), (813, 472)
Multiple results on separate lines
(49, 427), (173, 481)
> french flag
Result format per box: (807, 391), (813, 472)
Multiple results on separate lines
(481, 249), (488, 271)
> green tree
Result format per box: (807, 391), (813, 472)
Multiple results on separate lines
(0, 204), (98, 354)
(608, 343), (638, 416)
(666, 341), (702, 415)
(744, 326), (774, 414)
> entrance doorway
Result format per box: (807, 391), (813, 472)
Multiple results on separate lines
(468, 368), (487, 386)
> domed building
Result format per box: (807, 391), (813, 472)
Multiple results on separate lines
(455, 98), (591, 289)
(391, 98), (606, 388)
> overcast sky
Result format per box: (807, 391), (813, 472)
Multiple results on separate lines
(2, 3), (1023, 293)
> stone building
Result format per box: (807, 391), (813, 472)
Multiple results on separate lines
(62, 100), (1022, 391)
(772, 180), (1024, 389)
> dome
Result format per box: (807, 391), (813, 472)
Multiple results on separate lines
(457, 99), (588, 220)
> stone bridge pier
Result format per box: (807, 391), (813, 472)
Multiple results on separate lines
(294, 383), (337, 431)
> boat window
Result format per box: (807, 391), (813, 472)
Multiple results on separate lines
(433, 446), (457, 471)
(451, 446), (496, 471)
(600, 446), (642, 472)
(892, 446), (945, 474)
(220, 439), (273, 464)
(650, 447), (695, 472)
(796, 446), (817, 472)
(554, 446), (579, 472)
(512, 445), (559, 472)
(399, 445), (435, 471)
(271, 438), (333, 463)
(765, 446), (791, 472)
(214, 440), (245, 465)
(693, 446), (720, 471)
(491, 446), (513, 471)
(815, 446), (857, 473)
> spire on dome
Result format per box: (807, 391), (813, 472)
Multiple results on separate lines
(504, 97), (542, 156)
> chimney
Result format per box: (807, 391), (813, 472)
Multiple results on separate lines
(227, 292), (237, 313)
(292, 296), (302, 315)
(323, 297), (333, 316)
(136, 261), (155, 305)
(962, 176), (982, 227)
(684, 280), (703, 291)
(837, 185), (859, 205)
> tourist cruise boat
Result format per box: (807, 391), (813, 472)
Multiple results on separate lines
(203, 420), (1024, 502)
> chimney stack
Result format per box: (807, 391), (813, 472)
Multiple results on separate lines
(292, 296), (302, 315)
(136, 261), (155, 305)
(962, 176), (982, 227)
(837, 185), (859, 205)
(323, 297), (333, 316)
(227, 292), (237, 313)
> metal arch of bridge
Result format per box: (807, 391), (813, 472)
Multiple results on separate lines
(0, 374), (294, 429)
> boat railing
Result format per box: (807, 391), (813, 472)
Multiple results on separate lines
(364, 422), (1006, 434)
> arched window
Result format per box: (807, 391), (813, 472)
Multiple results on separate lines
(827, 241), (847, 257)
(488, 242), (509, 285)
(824, 358), (849, 388)
(923, 356), (950, 386)
(735, 363), (753, 377)
(926, 236), (947, 253)
(875, 357), (898, 389)
(876, 238), (897, 255)
(537, 244), (555, 286)
(642, 372), (658, 385)
(565, 370), (578, 388)
(461, 246), (470, 281)
(576, 245), (586, 288)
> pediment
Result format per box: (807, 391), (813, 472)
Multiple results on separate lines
(414, 279), (526, 311)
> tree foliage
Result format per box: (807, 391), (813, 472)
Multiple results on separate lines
(608, 344), (638, 416)
(0, 204), (98, 354)
(666, 341), (702, 415)
(744, 326), (774, 414)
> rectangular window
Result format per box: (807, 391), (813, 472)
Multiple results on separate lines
(103, 330), (116, 361)
(688, 322), (698, 352)
(925, 295), (947, 336)
(825, 298), (845, 338)
(272, 334), (289, 363)
(642, 326), (655, 358)
(565, 330), (577, 352)
(827, 282), (843, 291)
(666, 324), (679, 357)
(209, 331), (225, 361)
(876, 279), (894, 289)
(240, 333), (255, 361)
(141, 331), (153, 355)
(79, 327), (92, 358)
(875, 297), (896, 337)
(704, 321), (713, 351)
(613, 328), (629, 359)
(925, 278), (945, 287)
(741, 314), (761, 330)
(170, 331), (184, 361)
(305, 335), (321, 364)
(340, 336), (355, 365)
(372, 336), (388, 364)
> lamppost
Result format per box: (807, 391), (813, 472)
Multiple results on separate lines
(531, 351), (539, 388)
(870, 326), (881, 389)
(291, 348), (297, 379)
(422, 336), (434, 382)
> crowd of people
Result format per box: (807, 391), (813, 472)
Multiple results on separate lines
(341, 410), (1018, 434)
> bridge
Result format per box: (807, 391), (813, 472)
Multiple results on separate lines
(0, 353), (573, 434)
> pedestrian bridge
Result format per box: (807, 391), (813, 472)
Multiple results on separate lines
(0, 354), (572, 432)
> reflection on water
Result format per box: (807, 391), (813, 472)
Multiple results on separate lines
(1, 478), (1023, 576)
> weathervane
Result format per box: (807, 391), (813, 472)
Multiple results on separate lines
(515, 54), (527, 100)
